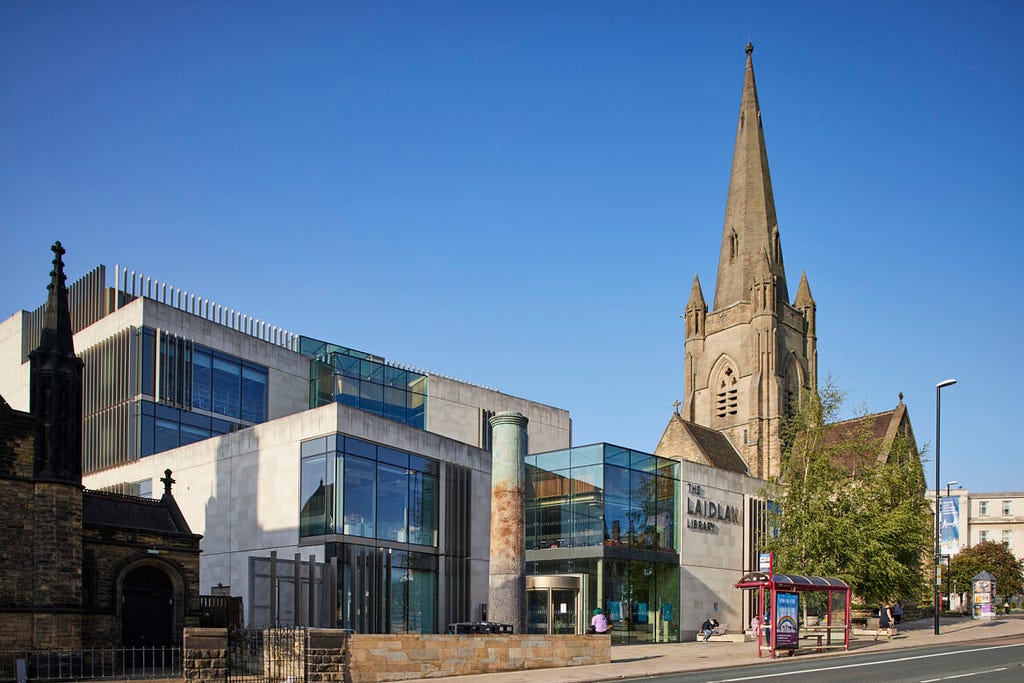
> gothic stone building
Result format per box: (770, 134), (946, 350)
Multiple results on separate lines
(0, 243), (202, 652)
(656, 44), (818, 480)
(655, 44), (920, 481)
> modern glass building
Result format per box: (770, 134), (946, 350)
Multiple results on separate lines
(5, 259), (572, 632)
(298, 432), (473, 634)
(525, 444), (681, 644)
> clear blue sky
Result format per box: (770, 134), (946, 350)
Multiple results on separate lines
(2, 2), (1022, 492)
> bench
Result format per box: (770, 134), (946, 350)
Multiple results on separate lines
(694, 625), (751, 642)
(800, 626), (848, 652)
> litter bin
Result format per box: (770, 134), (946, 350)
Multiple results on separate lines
(447, 622), (514, 634)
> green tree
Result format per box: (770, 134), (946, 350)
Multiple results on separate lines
(762, 379), (932, 605)
(949, 541), (1024, 600)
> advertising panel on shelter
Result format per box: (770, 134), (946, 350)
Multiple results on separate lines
(940, 496), (961, 557)
(775, 592), (799, 649)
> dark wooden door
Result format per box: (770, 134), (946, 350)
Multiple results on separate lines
(121, 566), (173, 647)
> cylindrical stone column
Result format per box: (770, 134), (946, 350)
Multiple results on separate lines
(487, 411), (529, 633)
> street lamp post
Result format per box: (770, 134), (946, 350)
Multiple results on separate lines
(934, 379), (958, 636)
(945, 480), (959, 612)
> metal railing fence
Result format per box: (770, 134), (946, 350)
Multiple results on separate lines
(0, 646), (181, 681)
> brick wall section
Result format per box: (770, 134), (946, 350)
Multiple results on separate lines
(0, 407), (37, 649)
(183, 628), (228, 681)
(31, 482), (84, 649)
(307, 629), (349, 683)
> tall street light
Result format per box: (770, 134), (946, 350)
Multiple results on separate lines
(934, 378), (958, 635)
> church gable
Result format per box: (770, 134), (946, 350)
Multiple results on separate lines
(654, 413), (749, 475)
(819, 402), (919, 474)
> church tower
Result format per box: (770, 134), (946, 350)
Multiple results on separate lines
(672, 45), (817, 479)
(28, 241), (86, 648)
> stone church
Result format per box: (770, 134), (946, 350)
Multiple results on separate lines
(0, 243), (202, 653)
(655, 44), (913, 479)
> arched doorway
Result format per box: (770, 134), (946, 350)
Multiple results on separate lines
(121, 566), (173, 647)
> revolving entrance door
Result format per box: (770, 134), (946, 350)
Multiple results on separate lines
(526, 574), (586, 634)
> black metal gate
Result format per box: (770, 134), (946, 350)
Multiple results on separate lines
(227, 628), (307, 683)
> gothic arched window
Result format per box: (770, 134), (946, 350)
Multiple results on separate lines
(783, 361), (802, 418)
(716, 366), (738, 418)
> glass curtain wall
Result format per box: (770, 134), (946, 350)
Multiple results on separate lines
(526, 444), (681, 644)
(300, 435), (441, 632)
(526, 444), (678, 552)
(136, 327), (268, 457)
(301, 336), (427, 429)
(299, 435), (439, 544)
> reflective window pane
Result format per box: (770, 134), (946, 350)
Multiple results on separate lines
(301, 437), (327, 458)
(345, 437), (376, 460)
(605, 446), (630, 467)
(212, 356), (241, 418)
(376, 463), (408, 542)
(300, 454), (329, 537)
(570, 465), (604, 547)
(154, 418), (178, 453)
(192, 349), (212, 411)
(241, 366), (268, 422)
(383, 386), (406, 422)
(535, 451), (569, 472)
(377, 446), (408, 468)
(343, 456), (375, 537)
(384, 366), (407, 388)
(180, 423), (209, 446)
(570, 445), (603, 468)
(359, 380), (383, 415)
(408, 472), (438, 546)
(140, 328), (156, 397)
(336, 354), (361, 378)
(361, 359), (384, 384)
(337, 376), (359, 407)
(630, 470), (656, 549)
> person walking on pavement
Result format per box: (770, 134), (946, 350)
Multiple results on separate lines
(590, 607), (609, 634)
(875, 601), (894, 640)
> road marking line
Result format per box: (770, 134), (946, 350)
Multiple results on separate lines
(938, 668), (1009, 680)
(709, 642), (1024, 682)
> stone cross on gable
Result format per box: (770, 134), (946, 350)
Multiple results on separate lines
(161, 469), (175, 496)
(673, 400), (681, 414)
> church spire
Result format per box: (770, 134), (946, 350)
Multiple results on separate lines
(29, 241), (84, 483)
(713, 43), (789, 310)
(686, 273), (706, 311)
(39, 241), (76, 355)
(794, 270), (815, 309)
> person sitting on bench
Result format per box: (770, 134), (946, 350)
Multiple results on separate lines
(699, 618), (720, 641)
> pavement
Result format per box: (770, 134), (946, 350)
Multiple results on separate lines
(401, 614), (1024, 683)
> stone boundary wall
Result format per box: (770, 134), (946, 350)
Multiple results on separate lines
(183, 629), (608, 683)
(348, 633), (609, 683)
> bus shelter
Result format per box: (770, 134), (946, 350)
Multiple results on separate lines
(735, 572), (851, 659)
